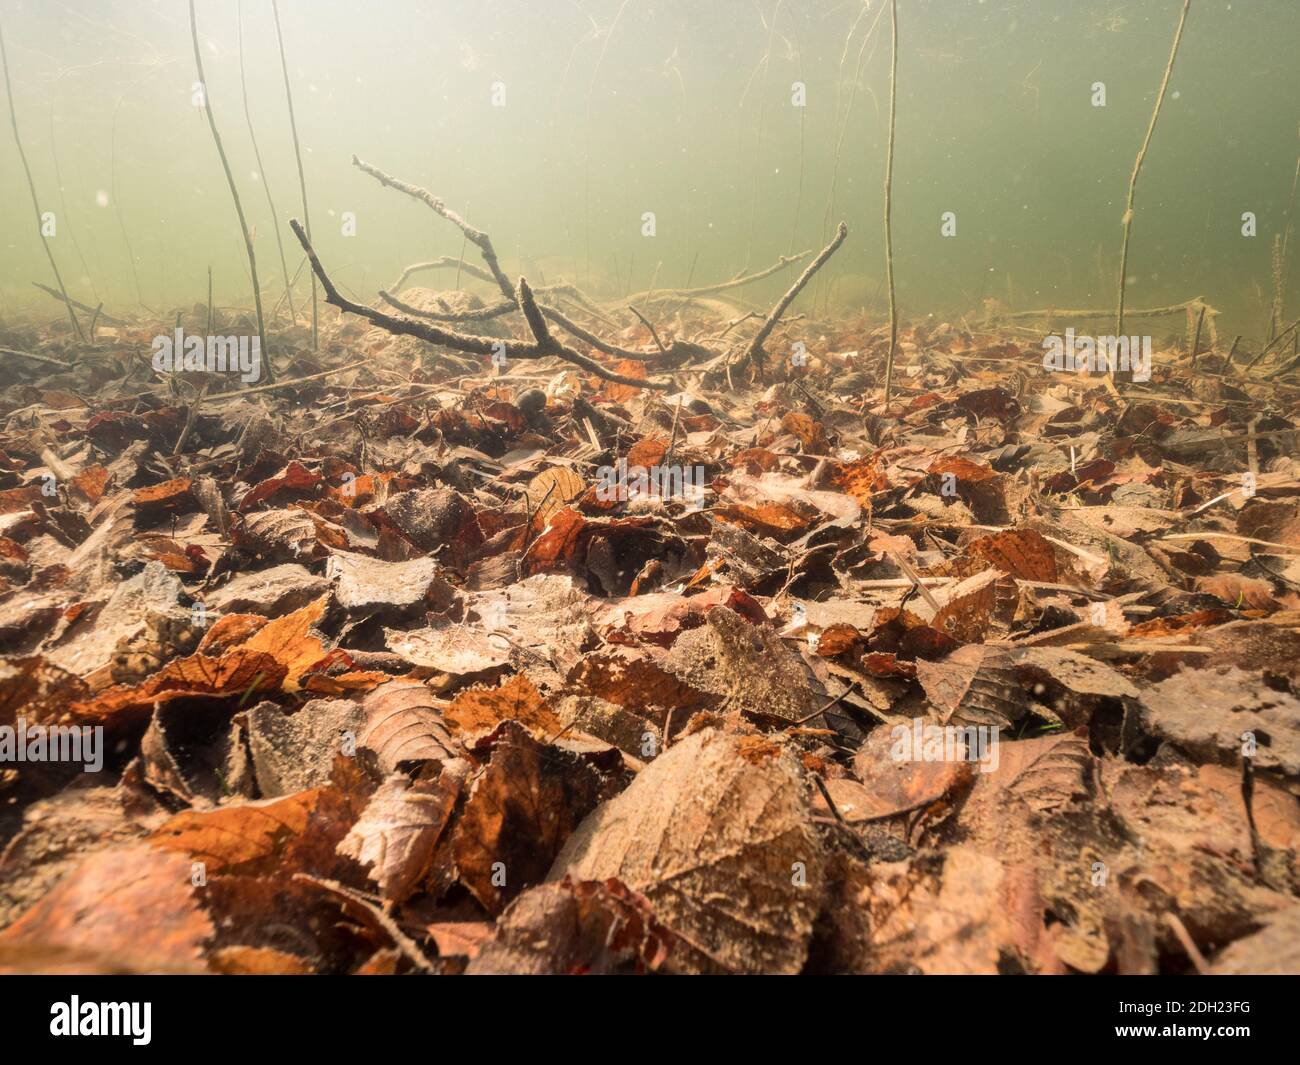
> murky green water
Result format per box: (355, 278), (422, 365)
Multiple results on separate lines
(1, 0), (1296, 343)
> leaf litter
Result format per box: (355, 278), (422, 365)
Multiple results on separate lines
(3, 260), (1300, 976)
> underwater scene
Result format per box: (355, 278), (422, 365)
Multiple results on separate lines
(0, 0), (1298, 984)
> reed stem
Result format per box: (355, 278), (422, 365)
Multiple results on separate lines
(0, 20), (85, 343)
(882, 0), (899, 402)
(240, 0), (297, 327)
(271, 0), (316, 349)
(1115, 0), (1191, 341)
(188, 0), (273, 381)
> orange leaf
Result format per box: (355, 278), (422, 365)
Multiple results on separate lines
(151, 789), (323, 873)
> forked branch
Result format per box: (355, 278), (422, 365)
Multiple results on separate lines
(288, 219), (669, 391)
(734, 221), (849, 374)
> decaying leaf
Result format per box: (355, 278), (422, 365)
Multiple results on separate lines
(150, 789), (323, 874)
(453, 721), (607, 914)
(915, 644), (1029, 729)
(549, 729), (825, 974)
(359, 679), (458, 773)
(467, 876), (674, 975)
(339, 761), (468, 901)
(0, 844), (212, 974)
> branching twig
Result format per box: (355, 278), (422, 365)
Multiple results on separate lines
(1247, 315), (1300, 372)
(379, 289), (515, 323)
(390, 256), (496, 292)
(626, 251), (811, 305)
(993, 297), (1213, 323)
(629, 306), (668, 355)
(734, 221), (848, 375)
(355, 155), (674, 363)
(0, 346), (68, 368)
(31, 282), (126, 326)
(354, 154), (514, 302)
(289, 219), (669, 391)
(239, 0), (296, 326)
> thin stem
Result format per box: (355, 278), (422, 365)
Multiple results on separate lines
(48, 101), (97, 302)
(882, 0), (899, 402)
(583, 0), (632, 287)
(786, 4), (806, 257)
(188, 0), (273, 381)
(0, 20), (85, 343)
(742, 0), (783, 273)
(271, 0), (316, 349)
(239, 0), (296, 326)
(1116, 0), (1191, 339)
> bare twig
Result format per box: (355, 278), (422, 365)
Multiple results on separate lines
(1246, 315), (1300, 372)
(31, 282), (126, 326)
(629, 306), (668, 355)
(0, 346), (68, 367)
(355, 155), (675, 363)
(626, 250), (811, 304)
(205, 357), (369, 405)
(289, 219), (669, 391)
(390, 256), (496, 292)
(379, 289), (515, 323)
(993, 297), (1214, 323)
(354, 154), (514, 302)
(734, 221), (848, 374)
(173, 381), (209, 456)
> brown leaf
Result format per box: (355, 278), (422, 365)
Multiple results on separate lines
(0, 844), (212, 974)
(443, 673), (562, 737)
(1138, 666), (1300, 782)
(427, 920), (493, 961)
(385, 620), (511, 674)
(360, 678), (458, 773)
(237, 593), (332, 691)
(68, 648), (286, 727)
(780, 411), (829, 452)
(132, 476), (197, 515)
(962, 528), (1059, 582)
(467, 876), (675, 974)
(150, 789), (323, 874)
(238, 461), (322, 512)
(234, 508), (329, 563)
(338, 762), (468, 901)
(969, 730), (1092, 813)
(596, 585), (768, 648)
(328, 550), (451, 616)
(850, 726), (975, 818)
(915, 644), (1028, 729)
(550, 729), (825, 974)
(524, 467), (586, 527)
(453, 721), (606, 914)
